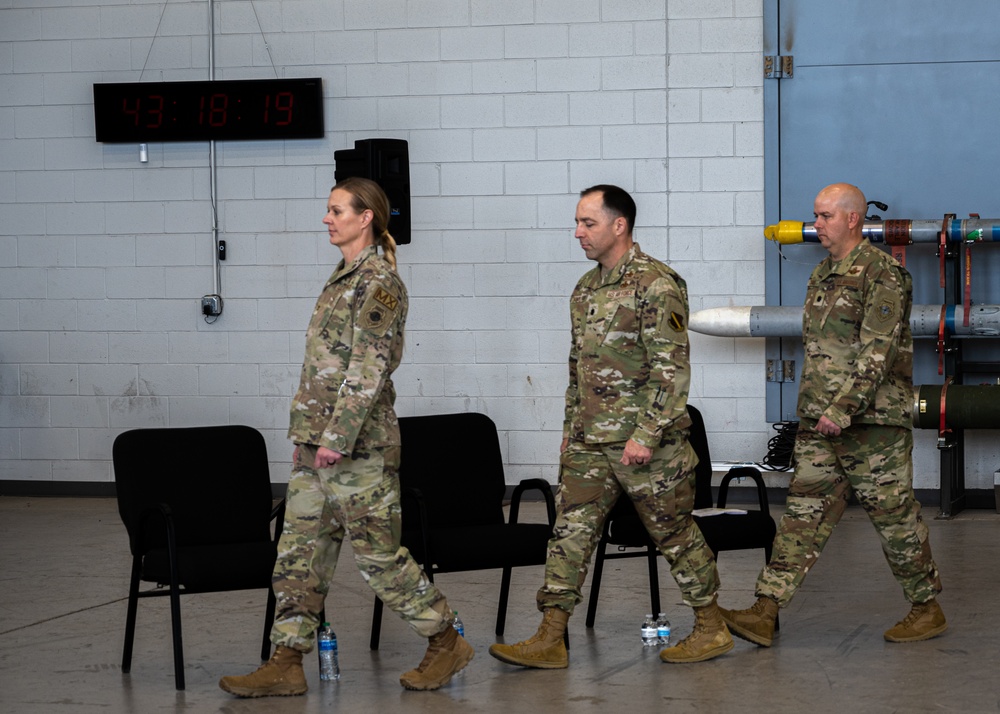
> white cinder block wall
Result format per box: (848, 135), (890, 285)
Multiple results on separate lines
(0, 0), (774, 488)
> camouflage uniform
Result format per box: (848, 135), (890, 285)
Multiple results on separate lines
(757, 239), (942, 606)
(271, 245), (451, 652)
(538, 244), (721, 613)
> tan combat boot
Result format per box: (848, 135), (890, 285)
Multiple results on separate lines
(718, 596), (779, 647)
(659, 599), (735, 663)
(399, 624), (475, 690)
(219, 645), (307, 698)
(488, 608), (569, 669)
(884, 599), (947, 642)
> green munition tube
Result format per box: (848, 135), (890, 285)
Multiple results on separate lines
(913, 384), (1000, 430)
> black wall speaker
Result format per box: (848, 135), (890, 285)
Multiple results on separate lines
(333, 138), (411, 245)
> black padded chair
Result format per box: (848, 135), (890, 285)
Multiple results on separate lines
(687, 407), (778, 565)
(113, 425), (285, 690)
(584, 496), (661, 627)
(585, 405), (777, 627)
(369, 412), (556, 649)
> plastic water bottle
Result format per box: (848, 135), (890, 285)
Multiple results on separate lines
(641, 614), (659, 646)
(656, 612), (671, 646)
(317, 622), (340, 681)
(450, 611), (466, 678)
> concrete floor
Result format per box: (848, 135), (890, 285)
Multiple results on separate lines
(1, 495), (997, 713)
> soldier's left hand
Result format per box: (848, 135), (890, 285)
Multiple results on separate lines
(314, 446), (344, 469)
(816, 415), (842, 438)
(621, 439), (653, 466)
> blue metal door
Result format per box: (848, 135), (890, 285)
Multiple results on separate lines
(765, 0), (1000, 421)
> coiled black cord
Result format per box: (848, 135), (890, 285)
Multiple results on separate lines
(760, 421), (798, 471)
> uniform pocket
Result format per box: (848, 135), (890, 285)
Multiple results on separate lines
(601, 301), (639, 354)
(868, 448), (904, 512)
(312, 293), (352, 346)
(640, 440), (697, 517)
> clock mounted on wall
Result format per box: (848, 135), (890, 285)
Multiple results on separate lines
(93, 77), (324, 143)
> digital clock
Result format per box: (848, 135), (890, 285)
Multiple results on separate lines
(93, 78), (324, 143)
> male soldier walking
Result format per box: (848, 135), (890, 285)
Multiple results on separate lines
(720, 182), (945, 646)
(489, 185), (732, 669)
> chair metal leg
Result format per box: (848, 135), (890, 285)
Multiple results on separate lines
(584, 542), (608, 628)
(260, 587), (276, 661)
(370, 597), (384, 650)
(168, 585), (185, 690)
(121, 560), (142, 673)
(761, 545), (779, 632)
(645, 546), (661, 616)
(496, 567), (513, 636)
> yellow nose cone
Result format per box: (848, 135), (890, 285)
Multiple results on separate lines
(763, 220), (805, 244)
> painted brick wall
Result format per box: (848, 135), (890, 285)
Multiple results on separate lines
(0, 0), (771, 487)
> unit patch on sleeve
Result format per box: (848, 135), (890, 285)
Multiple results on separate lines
(864, 283), (902, 335)
(656, 292), (688, 344)
(359, 283), (400, 334)
(877, 300), (894, 321)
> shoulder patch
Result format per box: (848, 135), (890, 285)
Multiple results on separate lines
(358, 282), (402, 335)
(656, 294), (688, 344)
(875, 298), (895, 324)
(863, 283), (902, 336)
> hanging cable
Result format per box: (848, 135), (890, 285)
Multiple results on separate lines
(137, 0), (171, 82)
(204, 0), (223, 321)
(249, 0), (280, 78)
(760, 421), (798, 471)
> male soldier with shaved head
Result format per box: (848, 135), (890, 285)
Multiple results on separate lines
(720, 182), (946, 647)
(489, 185), (733, 670)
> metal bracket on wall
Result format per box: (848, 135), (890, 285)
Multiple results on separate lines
(764, 55), (794, 79)
(766, 359), (796, 383)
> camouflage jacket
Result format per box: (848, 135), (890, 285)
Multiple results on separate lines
(288, 245), (407, 454)
(563, 243), (692, 447)
(797, 239), (913, 429)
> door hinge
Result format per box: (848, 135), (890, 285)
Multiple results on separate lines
(764, 55), (793, 79)
(767, 359), (796, 383)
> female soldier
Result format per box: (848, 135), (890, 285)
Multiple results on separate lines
(220, 177), (473, 697)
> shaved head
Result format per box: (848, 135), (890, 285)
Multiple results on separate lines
(819, 183), (867, 219)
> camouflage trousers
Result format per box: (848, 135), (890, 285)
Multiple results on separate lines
(270, 444), (451, 652)
(537, 434), (720, 613)
(757, 422), (942, 606)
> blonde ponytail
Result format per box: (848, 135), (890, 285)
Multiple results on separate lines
(380, 230), (398, 271)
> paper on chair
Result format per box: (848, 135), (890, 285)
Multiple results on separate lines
(693, 507), (748, 517)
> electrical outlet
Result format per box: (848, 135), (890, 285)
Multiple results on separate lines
(201, 295), (223, 316)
